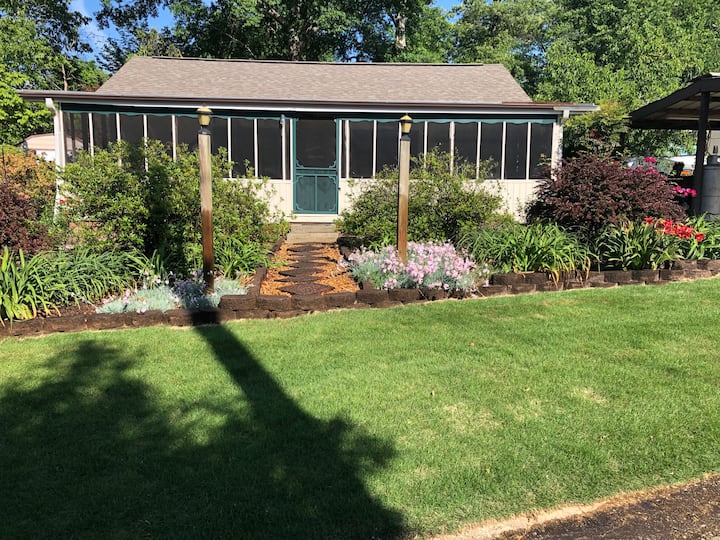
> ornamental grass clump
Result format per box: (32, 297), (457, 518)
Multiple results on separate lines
(460, 222), (592, 281)
(346, 242), (482, 290)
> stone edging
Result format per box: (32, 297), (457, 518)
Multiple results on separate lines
(3, 259), (720, 339)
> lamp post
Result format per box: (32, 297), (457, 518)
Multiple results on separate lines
(197, 105), (215, 292)
(397, 114), (412, 264)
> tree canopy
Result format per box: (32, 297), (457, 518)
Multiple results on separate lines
(6, 0), (720, 155)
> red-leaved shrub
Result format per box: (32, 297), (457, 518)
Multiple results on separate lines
(527, 154), (685, 237)
(0, 182), (51, 254)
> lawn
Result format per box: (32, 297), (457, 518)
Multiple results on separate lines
(2, 280), (720, 539)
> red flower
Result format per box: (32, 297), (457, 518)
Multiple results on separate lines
(644, 156), (658, 164)
(695, 233), (706, 242)
(644, 217), (655, 224)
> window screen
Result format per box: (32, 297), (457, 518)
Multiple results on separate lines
(530, 123), (553, 178)
(504, 122), (528, 179)
(480, 123), (503, 179)
(296, 118), (336, 168)
(454, 122), (478, 169)
(175, 116), (198, 150)
(119, 114), (143, 146)
(375, 122), (398, 172)
(211, 117), (228, 155)
(231, 119), (254, 177)
(92, 113), (117, 150)
(147, 115), (173, 151)
(410, 121), (425, 168)
(257, 119), (282, 179)
(349, 121), (374, 178)
(63, 112), (90, 162)
(426, 122), (449, 153)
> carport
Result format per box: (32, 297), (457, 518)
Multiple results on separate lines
(630, 73), (720, 213)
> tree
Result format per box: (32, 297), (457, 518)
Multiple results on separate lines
(95, 0), (447, 64)
(452, 0), (553, 95)
(0, 1), (107, 144)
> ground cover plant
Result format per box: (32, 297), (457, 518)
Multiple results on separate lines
(345, 241), (485, 290)
(2, 280), (720, 538)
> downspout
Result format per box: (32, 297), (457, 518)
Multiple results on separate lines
(45, 98), (65, 218)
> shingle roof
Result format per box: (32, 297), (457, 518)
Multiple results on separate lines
(97, 56), (532, 105)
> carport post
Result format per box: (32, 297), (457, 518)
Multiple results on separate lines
(692, 92), (710, 214)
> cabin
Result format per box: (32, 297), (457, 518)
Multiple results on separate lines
(19, 56), (596, 220)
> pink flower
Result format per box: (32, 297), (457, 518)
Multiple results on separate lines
(644, 156), (658, 164)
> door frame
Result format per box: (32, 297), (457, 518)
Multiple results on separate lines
(292, 117), (340, 214)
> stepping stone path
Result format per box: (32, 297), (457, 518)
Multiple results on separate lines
(277, 244), (335, 296)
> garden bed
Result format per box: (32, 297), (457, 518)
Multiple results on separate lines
(4, 257), (720, 339)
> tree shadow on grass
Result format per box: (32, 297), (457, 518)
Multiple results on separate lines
(0, 325), (409, 539)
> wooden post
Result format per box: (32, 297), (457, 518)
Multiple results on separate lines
(198, 109), (215, 292)
(398, 115), (412, 264)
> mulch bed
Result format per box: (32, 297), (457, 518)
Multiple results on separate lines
(260, 243), (359, 297)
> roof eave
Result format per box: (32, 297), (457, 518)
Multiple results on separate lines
(19, 89), (579, 116)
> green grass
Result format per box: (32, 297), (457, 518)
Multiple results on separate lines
(2, 280), (720, 539)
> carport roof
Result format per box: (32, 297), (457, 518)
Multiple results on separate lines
(630, 73), (720, 129)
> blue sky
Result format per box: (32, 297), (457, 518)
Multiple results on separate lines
(73, 0), (460, 60)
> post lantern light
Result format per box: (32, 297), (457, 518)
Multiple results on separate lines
(397, 114), (413, 263)
(197, 106), (215, 292)
(400, 114), (413, 136)
(197, 106), (213, 130)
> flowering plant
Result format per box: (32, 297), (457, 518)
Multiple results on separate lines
(345, 242), (483, 291)
(597, 217), (707, 270)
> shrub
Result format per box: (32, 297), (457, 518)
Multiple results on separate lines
(0, 183), (52, 254)
(460, 222), (592, 281)
(345, 241), (482, 291)
(337, 150), (504, 246)
(60, 141), (288, 273)
(0, 145), (57, 253)
(527, 154), (685, 239)
(0, 248), (56, 323)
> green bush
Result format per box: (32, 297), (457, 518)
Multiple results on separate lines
(460, 222), (592, 281)
(60, 140), (288, 274)
(337, 150), (505, 246)
(0, 247), (55, 323)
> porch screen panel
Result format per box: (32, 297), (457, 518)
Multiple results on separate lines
(426, 122), (449, 153)
(63, 112), (90, 162)
(257, 119), (282, 179)
(92, 113), (117, 150)
(529, 123), (553, 178)
(349, 121), (373, 178)
(176, 116), (198, 150)
(146, 115), (173, 151)
(504, 122), (528, 179)
(119, 114), (143, 145)
(454, 122), (478, 168)
(296, 118), (336, 168)
(211, 117), (228, 155)
(410, 122), (425, 168)
(375, 122), (398, 172)
(231, 119), (254, 177)
(480, 122), (503, 179)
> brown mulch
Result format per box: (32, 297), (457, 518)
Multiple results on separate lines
(260, 243), (359, 296)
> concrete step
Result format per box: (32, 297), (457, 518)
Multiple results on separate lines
(286, 222), (339, 244)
